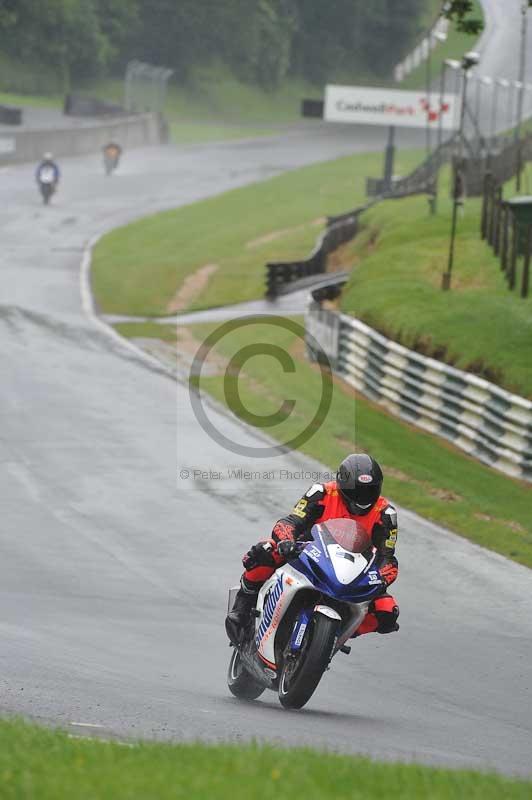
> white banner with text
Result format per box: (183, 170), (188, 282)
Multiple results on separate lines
(325, 84), (458, 130)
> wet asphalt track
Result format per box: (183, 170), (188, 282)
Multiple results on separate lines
(1, 115), (531, 775)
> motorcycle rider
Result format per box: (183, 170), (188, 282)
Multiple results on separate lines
(102, 141), (122, 174)
(36, 152), (60, 186)
(225, 453), (399, 645)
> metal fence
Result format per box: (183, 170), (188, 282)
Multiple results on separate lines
(265, 143), (457, 299)
(368, 134), (457, 200)
(459, 132), (532, 196)
(306, 303), (532, 482)
(481, 173), (532, 298)
(265, 206), (366, 298)
(124, 61), (174, 114)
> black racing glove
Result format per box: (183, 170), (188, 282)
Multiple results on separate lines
(276, 539), (299, 560)
(242, 540), (276, 570)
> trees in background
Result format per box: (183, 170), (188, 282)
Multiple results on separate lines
(131, 0), (429, 88)
(291, 0), (427, 84)
(0, 0), (463, 92)
(0, 0), (138, 89)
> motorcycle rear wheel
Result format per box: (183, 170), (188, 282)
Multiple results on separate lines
(278, 614), (338, 709)
(227, 648), (265, 700)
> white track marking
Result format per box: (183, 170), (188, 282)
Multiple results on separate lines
(69, 722), (104, 728)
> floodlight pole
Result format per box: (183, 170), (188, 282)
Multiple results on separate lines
(425, 34), (432, 157)
(515, 1), (531, 191)
(437, 61), (447, 152)
(443, 53), (479, 291)
(383, 125), (396, 191)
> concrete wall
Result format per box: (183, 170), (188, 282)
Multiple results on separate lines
(0, 112), (165, 165)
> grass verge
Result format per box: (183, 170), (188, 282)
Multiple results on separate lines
(82, 71), (321, 144)
(88, 70), (319, 127)
(91, 148), (423, 317)
(120, 318), (532, 568)
(0, 66), (320, 144)
(96, 147), (532, 399)
(170, 121), (276, 144)
(1, 717), (530, 800)
(0, 90), (62, 109)
(340, 164), (532, 398)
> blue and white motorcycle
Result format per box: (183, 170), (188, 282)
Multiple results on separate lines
(227, 518), (386, 710)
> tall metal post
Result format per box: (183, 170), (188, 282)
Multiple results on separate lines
(490, 80), (500, 148)
(383, 126), (396, 192)
(425, 33), (432, 157)
(506, 81), (514, 135)
(437, 61), (447, 153)
(443, 53), (479, 291)
(495, 79), (510, 144)
(423, 15), (448, 159)
(473, 72), (481, 132)
(515, 1), (531, 191)
(438, 59), (459, 152)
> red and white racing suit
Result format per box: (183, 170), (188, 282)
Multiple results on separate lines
(243, 481), (399, 637)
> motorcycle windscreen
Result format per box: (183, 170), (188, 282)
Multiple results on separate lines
(313, 518), (372, 554)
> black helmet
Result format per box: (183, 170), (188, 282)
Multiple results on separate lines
(337, 453), (383, 516)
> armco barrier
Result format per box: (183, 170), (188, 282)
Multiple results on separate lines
(306, 303), (532, 482)
(265, 207), (365, 297)
(64, 93), (126, 117)
(266, 138), (463, 298)
(0, 111), (165, 165)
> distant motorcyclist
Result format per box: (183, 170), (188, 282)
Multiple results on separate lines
(102, 141), (122, 175)
(36, 152), (60, 204)
(225, 453), (400, 645)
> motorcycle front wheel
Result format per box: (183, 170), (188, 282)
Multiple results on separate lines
(278, 613), (338, 710)
(227, 648), (265, 701)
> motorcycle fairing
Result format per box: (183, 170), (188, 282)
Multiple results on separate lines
(253, 520), (385, 669)
(291, 524), (384, 603)
(289, 608), (312, 652)
(255, 565), (314, 668)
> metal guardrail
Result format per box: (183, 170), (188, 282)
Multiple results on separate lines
(266, 136), (468, 298)
(306, 303), (532, 482)
(265, 208), (363, 298)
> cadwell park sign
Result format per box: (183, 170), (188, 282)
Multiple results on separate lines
(324, 84), (458, 130)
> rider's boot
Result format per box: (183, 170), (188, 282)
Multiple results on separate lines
(225, 578), (258, 645)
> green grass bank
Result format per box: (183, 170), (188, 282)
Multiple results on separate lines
(95, 148), (532, 399)
(116, 318), (532, 568)
(91, 148), (423, 317)
(340, 170), (532, 399)
(0, 67), (322, 145)
(102, 145), (532, 565)
(1, 717), (530, 800)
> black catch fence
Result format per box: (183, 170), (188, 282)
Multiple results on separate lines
(265, 130), (532, 300)
(265, 207), (364, 298)
(460, 133), (532, 197)
(265, 144), (455, 299)
(481, 173), (532, 298)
